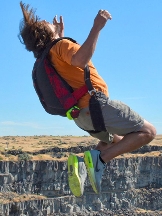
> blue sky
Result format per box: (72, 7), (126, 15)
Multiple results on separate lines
(0, 0), (162, 136)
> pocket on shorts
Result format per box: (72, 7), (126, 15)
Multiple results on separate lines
(106, 99), (132, 119)
(106, 99), (126, 118)
(102, 99), (144, 135)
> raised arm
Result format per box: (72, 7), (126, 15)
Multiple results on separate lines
(71, 10), (112, 69)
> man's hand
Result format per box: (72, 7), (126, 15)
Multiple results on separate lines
(93, 10), (112, 31)
(53, 15), (64, 37)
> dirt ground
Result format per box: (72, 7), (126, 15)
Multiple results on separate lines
(0, 135), (97, 161)
(0, 135), (161, 161)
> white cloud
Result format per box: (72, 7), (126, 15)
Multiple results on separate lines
(0, 121), (63, 129)
(1, 121), (39, 128)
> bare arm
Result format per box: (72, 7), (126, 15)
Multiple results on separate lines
(71, 10), (112, 69)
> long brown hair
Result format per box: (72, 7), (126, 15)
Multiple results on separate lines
(19, 1), (54, 58)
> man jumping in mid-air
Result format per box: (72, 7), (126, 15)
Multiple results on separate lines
(19, 2), (156, 197)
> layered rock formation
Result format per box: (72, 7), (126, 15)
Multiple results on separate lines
(0, 137), (162, 216)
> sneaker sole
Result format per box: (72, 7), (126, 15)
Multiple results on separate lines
(68, 154), (82, 197)
(84, 151), (98, 193)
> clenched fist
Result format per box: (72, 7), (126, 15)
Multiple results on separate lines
(93, 9), (112, 31)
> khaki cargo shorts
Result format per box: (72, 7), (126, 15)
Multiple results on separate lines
(74, 98), (144, 144)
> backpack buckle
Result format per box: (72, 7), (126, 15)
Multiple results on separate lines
(66, 106), (80, 120)
(88, 89), (96, 96)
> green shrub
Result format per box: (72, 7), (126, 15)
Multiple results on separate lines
(18, 152), (32, 161)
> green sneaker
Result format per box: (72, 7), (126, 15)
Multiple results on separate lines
(84, 150), (105, 194)
(68, 154), (87, 197)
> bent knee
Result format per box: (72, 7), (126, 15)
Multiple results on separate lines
(139, 120), (157, 140)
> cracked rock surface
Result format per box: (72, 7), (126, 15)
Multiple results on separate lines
(0, 135), (162, 216)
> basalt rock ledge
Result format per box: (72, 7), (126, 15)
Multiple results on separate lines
(0, 139), (162, 216)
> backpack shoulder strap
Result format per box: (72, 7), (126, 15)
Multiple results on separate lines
(41, 37), (77, 59)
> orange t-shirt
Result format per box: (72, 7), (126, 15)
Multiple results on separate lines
(48, 39), (109, 109)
